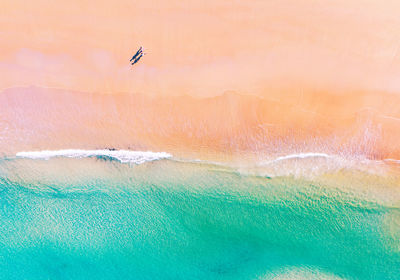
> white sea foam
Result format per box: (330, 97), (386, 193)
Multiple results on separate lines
(273, 152), (332, 162)
(259, 152), (333, 166)
(384, 158), (400, 164)
(247, 152), (394, 179)
(15, 149), (172, 164)
(13, 149), (396, 177)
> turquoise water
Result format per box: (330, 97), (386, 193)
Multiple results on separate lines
(0, 158), (399, 279)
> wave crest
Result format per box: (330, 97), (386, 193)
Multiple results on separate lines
(15, 149), (172, 164)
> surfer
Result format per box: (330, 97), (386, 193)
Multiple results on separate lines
(130, 46), (146, 65)
(131, 53), (144, 65)
(130, 47), (142, 62)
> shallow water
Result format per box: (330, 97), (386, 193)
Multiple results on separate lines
(0, 158), (399, 280)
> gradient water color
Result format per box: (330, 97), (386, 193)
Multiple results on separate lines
(1, 154), (400, 280)
(1, 0), (400, 279)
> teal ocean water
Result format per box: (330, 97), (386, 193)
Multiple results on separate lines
(0, 157), (399, 279)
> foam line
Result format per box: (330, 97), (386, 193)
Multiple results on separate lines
(273, 153), (332, 162)
(15, 149), (172, 164)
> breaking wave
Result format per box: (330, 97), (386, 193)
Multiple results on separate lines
(269, 152), (332, 162)
(15, 149), (172, 164)
(13, 149), (400, 180)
